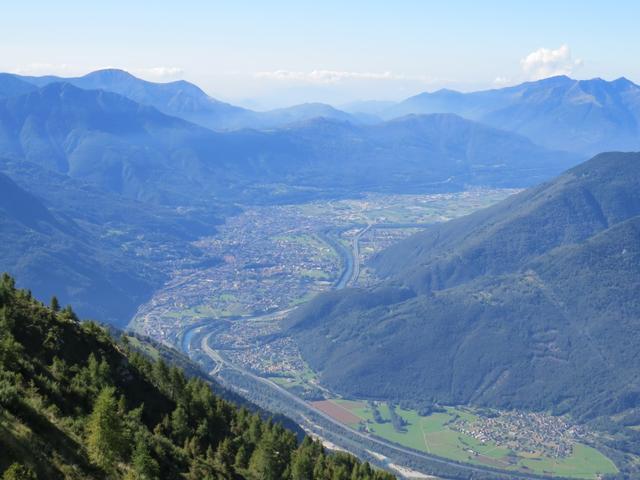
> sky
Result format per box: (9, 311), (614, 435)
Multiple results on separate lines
(1, 0), (639, 109)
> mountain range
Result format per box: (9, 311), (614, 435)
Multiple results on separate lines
(377, 76), (640, 155)
(287, 152), (640, 423)
(6, 69), (640, 157)
(10, 69), (364, 131)
(0, 81), (577, 206)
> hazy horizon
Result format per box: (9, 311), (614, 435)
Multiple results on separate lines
(3, 0), (640, 108)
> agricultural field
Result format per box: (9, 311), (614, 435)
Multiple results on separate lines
(295, 189), (519, 225)
(314, 400), (617, 479)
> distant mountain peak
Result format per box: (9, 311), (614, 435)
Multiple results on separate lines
(83, 68), (136, 79)
(431, 87), (462, 95)
(385, 74), (640, 154)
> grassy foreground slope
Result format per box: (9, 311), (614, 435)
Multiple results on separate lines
(0, 274), (393, 480)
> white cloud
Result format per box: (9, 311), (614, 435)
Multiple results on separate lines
(134, 66), (184, 79)
(493, 76), (512, 87)
(10, 63), (185, 81)
(11, 63), (78, 76)
(254, 69), (431, 84)
(520, 44), (583, 80)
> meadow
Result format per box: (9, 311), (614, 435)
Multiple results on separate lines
(320, 400), (617, 479)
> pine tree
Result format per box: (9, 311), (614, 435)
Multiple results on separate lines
(86, 386), (126, 471)
(170, 405), (190, 444)
(60, 305), (78, 322)
(234, 444), (250, 470)
(50, 296), (60, 312)
(248, 441), (276, 480)
(213, 437), (234, 475)
(290, 445), (315, 480)
(128, 433), (159, 480)
(313, 455), (327, 479)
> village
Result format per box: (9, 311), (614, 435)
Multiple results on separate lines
(452, 410), (590, 459)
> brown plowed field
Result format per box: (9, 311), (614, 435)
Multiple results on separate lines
(311, 400), (361, 424)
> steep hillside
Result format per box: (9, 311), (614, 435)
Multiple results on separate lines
(0, 274), (393, 480)
(0, 170), (155, 327)
(0, 163), (221, 327)
(384, 76), (640, 154)
(287, 153), (640, 422)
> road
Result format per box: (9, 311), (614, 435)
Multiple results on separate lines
(330, 224), (372, 289)
(349, 224), (371, 286)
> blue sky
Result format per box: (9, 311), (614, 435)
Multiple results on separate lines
(1, 0), (638, 108)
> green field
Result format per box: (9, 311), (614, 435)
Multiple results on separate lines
(329, 400), (617, 479)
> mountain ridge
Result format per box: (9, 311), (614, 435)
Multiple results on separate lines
(287, 152), (640, 425)
(9, 69), (366, 131)
(381, 76), (640, 154)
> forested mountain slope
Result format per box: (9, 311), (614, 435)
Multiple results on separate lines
(287, 152), (640, 421)
(0, 274), (393, 480)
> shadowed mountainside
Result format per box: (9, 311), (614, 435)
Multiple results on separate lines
(288, 152), (640, 422)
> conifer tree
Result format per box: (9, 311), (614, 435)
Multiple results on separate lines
(248, 432), (279, 480)
(128, 433), (159, 480)
(234, 444), (250, 470)
(86, 386), (126, 471)
(213, 437), (234, 475)
(50, 296), (60, 312)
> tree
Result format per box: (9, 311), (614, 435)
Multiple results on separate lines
(312, 456), (327, 479)
(60, 305), (78, 322)
(170, 405), (190, 444)
(127, 433), (159, 480)
(248, 431), (284, 480)
(290, 447), (315, 480)
(86, 386), (126, 471)
(213, 437), (234, 475)
(50, 296), (60, 313)
(0, 308), (20, 369)
(2, 463), (37, 480)
(234, 444), (250, 470)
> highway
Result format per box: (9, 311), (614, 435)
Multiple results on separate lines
(349, 224), (371, 286)
(329, 224), (371, 289)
